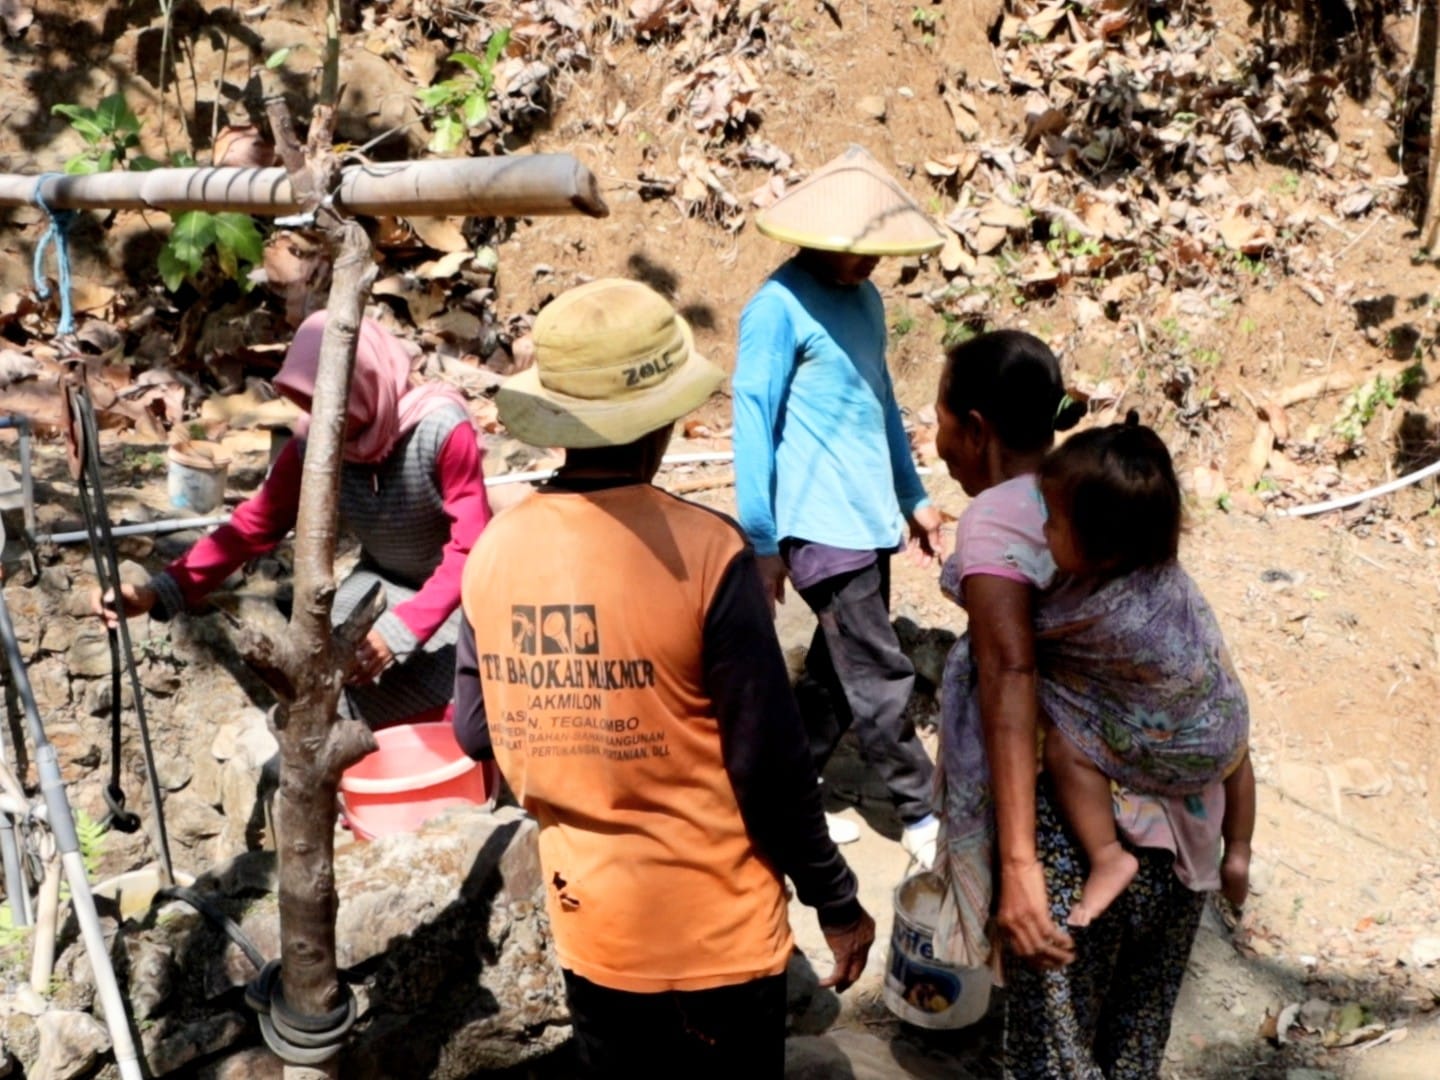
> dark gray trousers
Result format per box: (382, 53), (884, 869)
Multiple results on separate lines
(794, 556), (934, 824)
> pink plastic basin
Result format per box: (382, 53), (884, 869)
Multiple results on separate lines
(339, 722), (492, 841)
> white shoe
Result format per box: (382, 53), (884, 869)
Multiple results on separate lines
(902, 815), (940, 869)
(826, 813), (861, 845)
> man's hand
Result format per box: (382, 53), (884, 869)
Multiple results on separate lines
(996, 858), (1075, 968)
(90, 583), (157, 629)
(820, 908), (876, 992)
(350, 629), (395, 685)
(756, 554), (788, 617)
(906, 506), (944, 567)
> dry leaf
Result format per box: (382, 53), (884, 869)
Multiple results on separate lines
(979, 202), (1029, 230)
(969, 224), (1009, 255)
(213, 125), (275, 168)
(406, 217), (469, 253)
(416, 251), (473, 280)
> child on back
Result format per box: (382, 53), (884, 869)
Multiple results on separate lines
(932, 330), (1254, 974)
(1037, 418), (1256, 925)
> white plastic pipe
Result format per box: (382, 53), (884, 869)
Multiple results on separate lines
(1276, 457), (1440, 517)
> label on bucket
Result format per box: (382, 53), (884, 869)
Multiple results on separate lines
(886, 939), (963, 1014)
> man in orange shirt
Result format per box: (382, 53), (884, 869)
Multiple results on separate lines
(453, 279), (874, 1077)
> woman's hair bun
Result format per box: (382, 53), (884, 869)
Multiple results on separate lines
(1055, 392), (1087, 432)
(1123, 408), (1141, 428)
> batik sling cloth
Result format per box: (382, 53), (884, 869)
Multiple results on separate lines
(933, 560), (1250, 967)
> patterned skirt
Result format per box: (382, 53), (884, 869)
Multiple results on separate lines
(1003, 781), (1205, 1080)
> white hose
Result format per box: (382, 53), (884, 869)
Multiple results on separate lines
(62, 849), (144, 1080)
(1276, 456), (1440, 518)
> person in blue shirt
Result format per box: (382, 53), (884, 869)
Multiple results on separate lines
(733, 145), (946, 866)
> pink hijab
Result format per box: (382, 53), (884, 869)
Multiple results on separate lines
(275, 311), (471, 464)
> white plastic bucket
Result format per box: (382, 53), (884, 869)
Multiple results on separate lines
(167, 443), (230, 513)
(884, 869), (991, 1029)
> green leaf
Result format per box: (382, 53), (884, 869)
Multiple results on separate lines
(428, 115), (467, 154)
(461, 93), (489, 128)
(96, 93), (141, 137)
(265, 47), (292, 69)
(130, 155), (162, 172)
(64, 155), (100, 176)
(216, 240), (238, 281)
(56, 109), (107, 145)
(213, 213), (264, 267)
(448, 51), (488, 77)
(484, 28), (511, 67)
(171, 151), (197, 167)
(157, 244), (191, 292)
(169, 210), (218, 263)
(97, 149), (116, 173)
(415, 84), (456, 111)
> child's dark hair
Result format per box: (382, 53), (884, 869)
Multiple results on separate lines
(1039, 412), (1182, 574)
(941, 330), (1085, 452)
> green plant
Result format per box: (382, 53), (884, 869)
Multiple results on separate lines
(416, 30), (511, 154)
(52, 94), (158, 175)
(1046, 221), (1101, 259)
(75, 808), (106, 878)
(158, 211), (264, 292)
(0, 905), (28, 950)
(891, 310), (916, 337)
(911, 6), (939, 28)
(1333, 366), (1424, 445)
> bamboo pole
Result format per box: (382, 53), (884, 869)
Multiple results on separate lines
(0, 155), (609, 218)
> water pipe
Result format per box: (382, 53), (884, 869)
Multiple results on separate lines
(0, 415), (36, 539)
(33, 515), (232, 545)
(31, 452), (745, 540)
(1276, 456), (1440, 518)
(0, 586), (143, 1080)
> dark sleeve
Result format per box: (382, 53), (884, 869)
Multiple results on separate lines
(704, 548), (863, 929)
(452, 616), (493, 762)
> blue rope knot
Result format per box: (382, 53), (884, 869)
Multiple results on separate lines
(31, 172), (77, 336)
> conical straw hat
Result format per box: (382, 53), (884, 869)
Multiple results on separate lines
(755, 144), (945, 256)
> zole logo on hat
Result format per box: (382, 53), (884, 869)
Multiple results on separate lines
(497, 279), (725, 450)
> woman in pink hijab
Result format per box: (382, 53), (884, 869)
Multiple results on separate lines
(93, 311), (493, 728)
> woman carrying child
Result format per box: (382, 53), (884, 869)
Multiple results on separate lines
(931, 330), (1255, 1078)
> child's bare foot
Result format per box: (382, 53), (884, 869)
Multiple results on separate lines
(1220, 842), (1251, 909)
(1067, 844), (1140, 927)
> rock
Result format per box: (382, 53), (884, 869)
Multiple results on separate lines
(856, 95), (887, 121)
(191, 746), (224, 808)
(196, 1047), (283, 1080)
(45, 723), (102, 773)
(30, 1010), (110, 1080)
(894, 617), (957, 691)
(125, 938), (175, 1021)
(83, 678), (133, 718)
(143, 1012), (247, 1077)
(184, 808), (564, 1075)
(139, 659), (182, 697)
(168, 792), (226, 847)
(37, 616), (80, 655)
(154, 742), (193, 791)
(38, 567), (71, 593)
(68, 629), (115, 678)
(1408, 937), (1440, 968)
(24, 656), (71, 712)
(1299, 997), (1332, 1031)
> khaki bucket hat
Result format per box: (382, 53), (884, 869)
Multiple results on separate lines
(755, 144), (945, 256)
(497, 278), (725, 449)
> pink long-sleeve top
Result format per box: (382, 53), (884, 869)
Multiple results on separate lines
(149, 407), (490, 650)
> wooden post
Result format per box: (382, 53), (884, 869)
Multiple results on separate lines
(240, 221), (381, 1080)
(231, 83), (379, 1078)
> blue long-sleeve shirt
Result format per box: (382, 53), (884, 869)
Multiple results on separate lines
(733, 258), (929, 557)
